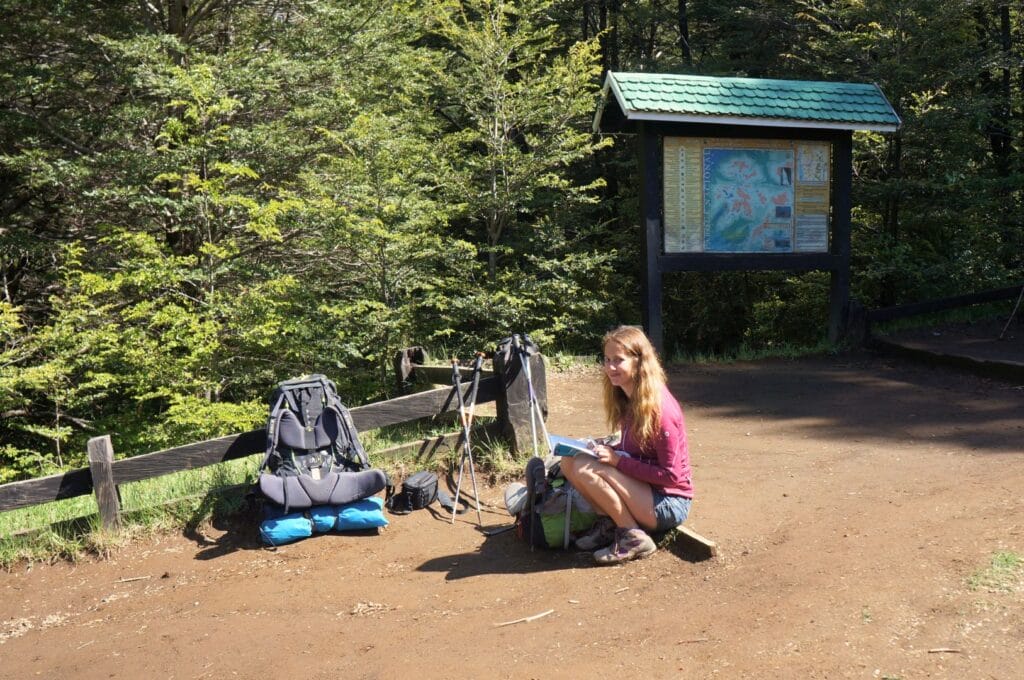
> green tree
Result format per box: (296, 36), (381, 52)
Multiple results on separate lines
(424, 0), (621, 350)
(431, 0), (611, 281)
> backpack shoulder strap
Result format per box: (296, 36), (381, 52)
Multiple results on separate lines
(260, 392), (289, 471)
(322, 398), (369, 469)
(437, 488), (469, 515)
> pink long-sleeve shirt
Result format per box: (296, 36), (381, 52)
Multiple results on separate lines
(615, 385), (693, 498)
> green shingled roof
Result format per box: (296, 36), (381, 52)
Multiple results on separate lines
(596, 72), (901, 132)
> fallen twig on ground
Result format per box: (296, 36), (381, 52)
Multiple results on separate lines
(493, 608), (554, 627)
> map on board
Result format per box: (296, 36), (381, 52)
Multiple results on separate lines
(662, 138), (831, 254)
(702, 147), (795, 253)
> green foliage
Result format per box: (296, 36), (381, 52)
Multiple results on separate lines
(746, 273), (831, 349)
(420, 0), (618, 350)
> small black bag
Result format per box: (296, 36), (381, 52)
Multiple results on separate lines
(386, 471), (468, 515)
(386, 471), (439, 514)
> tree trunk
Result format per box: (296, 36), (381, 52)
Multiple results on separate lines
(881, 131), (902, 306)
(679, 0), (692, 66)
(609, 0), (621, 72)
(168, 0), (188, 38)
(994, 3), (1013, 177)
(599, 0), (608, 75)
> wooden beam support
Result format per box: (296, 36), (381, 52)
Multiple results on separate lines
(393, 346), (428, 393)
(675, 524), (717, 559)
(492, 345), (547, 456)
(659, 252), (837, 273)
(829, 131), (853, 343)
(87, 436), (121, 530)
(404, 364), (494, 386)
(638, 122), (665, 355)
(112, 429), (265, 485)
(350, 376), (500, 431)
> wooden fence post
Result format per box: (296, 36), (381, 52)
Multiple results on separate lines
(393, 346), (428, 394)
(493, 342), (548, 456)
(87, 435), (121, 530)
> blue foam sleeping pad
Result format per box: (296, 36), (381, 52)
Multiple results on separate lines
(336, 495), (389, 530)
(259, 512), (313, 546)
(260, 496), (388, 546)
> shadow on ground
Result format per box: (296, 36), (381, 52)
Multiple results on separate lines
(416, 524), (712, 580)
(673, 349), (1023, 456)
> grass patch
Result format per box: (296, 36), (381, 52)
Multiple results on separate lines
(0, 494), (99, 539)
(368, 417), (531, 486)
(0, 456), (263, 567)
(473, 434), (526, 484)
(118, 456), (260, 516)
(968, 550), (1023, 593)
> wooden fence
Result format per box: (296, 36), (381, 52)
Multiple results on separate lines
(0, 345), (548, 530)
(858, 283), (1024, 381)
(862, 283), (1023, 330)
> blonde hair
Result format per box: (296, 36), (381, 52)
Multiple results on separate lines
(601, 325), (666, 447)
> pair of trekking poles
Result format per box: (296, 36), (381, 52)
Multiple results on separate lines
(450, 352), (485, 525)
(448, 335), (551, 528)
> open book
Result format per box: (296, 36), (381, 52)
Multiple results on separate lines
(548, 434), (598, 458)
(548, 434), (631, 460)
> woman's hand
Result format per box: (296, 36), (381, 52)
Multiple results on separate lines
(592, 444), (620, 467)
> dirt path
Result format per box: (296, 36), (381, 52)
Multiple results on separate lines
(2, 352), (1023, 679)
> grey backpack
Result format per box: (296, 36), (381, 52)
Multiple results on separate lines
(257, 375), (387, 513)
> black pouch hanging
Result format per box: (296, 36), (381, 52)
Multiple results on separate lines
(386, 471), (468, 515)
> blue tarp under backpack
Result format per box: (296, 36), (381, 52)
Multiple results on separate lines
(256, 374), (389, 545)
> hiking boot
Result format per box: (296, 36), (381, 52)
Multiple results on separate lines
(524, 456), (547, 505)
(593, 527), (657, 565)
(574, 517), (616, 551)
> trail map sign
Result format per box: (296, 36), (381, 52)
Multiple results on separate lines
(593, 72), (900, 352)
(664, 138), (831, 254)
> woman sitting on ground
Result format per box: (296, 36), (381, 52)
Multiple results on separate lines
(561, 325), (694, 564)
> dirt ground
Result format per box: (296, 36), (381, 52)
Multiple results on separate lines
(2, 350), (1023, 679)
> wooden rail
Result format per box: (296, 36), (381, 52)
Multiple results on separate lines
(0, 345), (547, 528)
(864, 284), (1023, 325)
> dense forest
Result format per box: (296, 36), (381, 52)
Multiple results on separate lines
(2, 0), (1022, 481)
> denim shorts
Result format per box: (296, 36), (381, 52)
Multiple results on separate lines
(652, 491), (692, 532)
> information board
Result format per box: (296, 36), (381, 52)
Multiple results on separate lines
(663, 138), (832, 254)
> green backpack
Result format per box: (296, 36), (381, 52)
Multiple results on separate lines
(515, 457), (598, 549)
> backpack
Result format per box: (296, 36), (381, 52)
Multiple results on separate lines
(257, 374), (387, 513)
(514, 457), (597, 549)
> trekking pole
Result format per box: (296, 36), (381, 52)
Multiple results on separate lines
(463, 352), (486, 524)
(998, 283), (1023, 340)
(450, 357), (483, 525)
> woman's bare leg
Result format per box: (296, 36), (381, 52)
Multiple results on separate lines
(562, 456), (657, 530)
